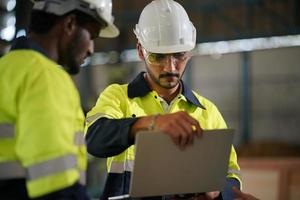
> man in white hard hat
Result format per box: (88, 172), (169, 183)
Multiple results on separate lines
(0, 0), (118, 199)
(85, 0), (241, 199)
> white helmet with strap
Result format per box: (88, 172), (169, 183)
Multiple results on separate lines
(134, 0), (196, 53)
(32, 0), (119, 38)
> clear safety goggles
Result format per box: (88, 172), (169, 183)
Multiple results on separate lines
(143, 48), (191, 65)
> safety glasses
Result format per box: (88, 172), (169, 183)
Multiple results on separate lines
(143, 48), (191, 65)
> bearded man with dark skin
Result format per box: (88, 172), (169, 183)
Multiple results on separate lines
(0, 0), (119, 199)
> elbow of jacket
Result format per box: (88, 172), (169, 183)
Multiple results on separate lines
(86, 142), (106, 158)
(86, 142), (123, 158)
(85, 136), (107, 158)
(86, 139), (126, 158)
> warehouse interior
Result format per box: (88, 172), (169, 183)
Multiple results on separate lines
(1, 0), (300, 199)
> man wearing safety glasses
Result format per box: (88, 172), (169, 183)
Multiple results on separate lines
(85, 0), (241, 199)
(141, 49), (192, 90)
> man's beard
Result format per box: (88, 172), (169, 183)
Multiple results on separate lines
(146, 65), (181, 89)
(63, 29), (82, 75)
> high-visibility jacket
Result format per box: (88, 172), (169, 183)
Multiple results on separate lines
(0, 49), (87, 198)
(85, 72), (241, 198)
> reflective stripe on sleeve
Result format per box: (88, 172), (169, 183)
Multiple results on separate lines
(85, 113), (114, 124)
(27, 153), (77, 181)
(0, 124), (15, 138)
(109, 160), (134, 173)
(74, 131), (85, 146)
(228, 168), (241, 176)
(0, 160), (26, 179)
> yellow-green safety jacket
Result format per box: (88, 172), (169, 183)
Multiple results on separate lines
(85, 72), (241, 199)
(0, 47), (86, 197)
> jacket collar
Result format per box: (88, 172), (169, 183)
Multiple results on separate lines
(128, 72), (205, 109)
(10, 36), (49, 58)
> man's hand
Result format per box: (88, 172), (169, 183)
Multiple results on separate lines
(205, 191), (220, 199)
(130, 111), (202, 149)
(190, 191), (220, 200)
(232, 186), (259, 200)
(171, 191), (220, 200)
(155, 111), (203, 149)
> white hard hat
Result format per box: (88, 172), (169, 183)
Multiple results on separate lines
(134, 0), (196, 53)
(32, 0), (119, 38)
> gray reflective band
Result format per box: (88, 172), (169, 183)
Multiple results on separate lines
(0, 161), (26, 179)
(0, 155), (85, 182)
(28, 154), (77, 180)
(74, 131), (85, 146)
(85, 113), (114, 124)
(228, 168), (241, 176)
(109, 160), (134, 173)
(0, 124), (15, 138)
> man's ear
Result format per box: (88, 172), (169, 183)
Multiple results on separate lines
(61, 14), (77, 37)
(136, 42), (145, 61)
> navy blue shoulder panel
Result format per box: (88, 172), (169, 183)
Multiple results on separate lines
(10, 36), (49, 57)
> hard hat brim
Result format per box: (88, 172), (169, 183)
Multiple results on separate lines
(100, 22), (119, 38)
(143, 43), (195, 54)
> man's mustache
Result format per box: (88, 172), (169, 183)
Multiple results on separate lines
(159, 73), (179, 78)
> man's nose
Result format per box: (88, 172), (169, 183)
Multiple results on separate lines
(162, 55), (176, 72)
(87, 40), (94, 57)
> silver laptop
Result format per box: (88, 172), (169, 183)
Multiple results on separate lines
(109, 129), (234, 199)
